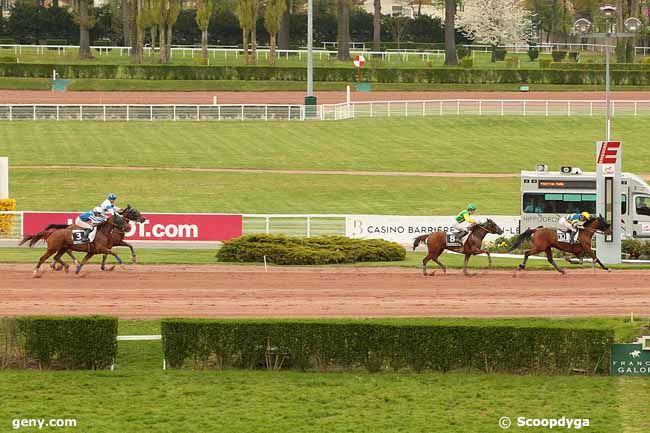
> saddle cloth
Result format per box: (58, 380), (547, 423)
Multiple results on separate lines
(71, 228), (97, 245)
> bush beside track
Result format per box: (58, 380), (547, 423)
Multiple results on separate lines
(161, 319), (614, 374)
(216, 234), (406, 265)
(1, 316), (117, 369)
(2, 62), (650, 84)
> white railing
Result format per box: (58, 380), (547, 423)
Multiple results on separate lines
(0, 104), (306, 122)
(1, 100), (649, 122)
(320, 99), (650, 120)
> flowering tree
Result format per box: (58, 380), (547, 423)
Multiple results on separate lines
(456, 0), (533, 59)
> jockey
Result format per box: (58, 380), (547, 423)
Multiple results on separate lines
(74, 206), (107, 240)
(100, 193), (122, 216)
(452, 203), (478, 241)
(558, 211), (590, 244)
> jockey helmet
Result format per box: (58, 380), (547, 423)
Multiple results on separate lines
(107, 193), (117, 201)
(581, 211), (591, 219)
(93, 206), (103, 215)
(467, 203), (477, 211)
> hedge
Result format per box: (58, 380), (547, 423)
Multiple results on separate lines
(0, 198), (16, 235)
(15, 316), (117, 369)
(2, 62), (650, 84)
(551, 62), (650, 70)
(161, 319), (614, 375)
(216, 234), (406, 265)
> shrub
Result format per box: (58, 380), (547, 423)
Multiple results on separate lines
(539, 58), (552, 68)
(456, 45), (472, 59)
(551, 50), (567, 62)
(0, 199), (16, 235)
(16, 316), (117, 369)
(0, 56), (17, 63)
(568, 52), (578, 61)
(528, 47), (540, 62)
(460, 57), (473, 68)
(494, 49), (507, 61)
(162, 318), (614, 374)
(0, 37), (16, 45)
(216, 234), (406, 265)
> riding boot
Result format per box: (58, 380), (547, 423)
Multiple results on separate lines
(454, 230), (468, 241)
(83, 228), (92, 242)
(569, 230), (576, 244)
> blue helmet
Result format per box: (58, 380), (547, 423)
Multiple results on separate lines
(107, 193), (117, 201)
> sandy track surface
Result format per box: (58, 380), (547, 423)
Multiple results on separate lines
(1, 264), (648, 319)
(0, 90), (643, 105)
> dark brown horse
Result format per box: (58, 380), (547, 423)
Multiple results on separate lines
(19, 214), (126, 277)
(43, 205), (145, 271)
(412, 219), (504, 276)
(509, 215), (612, 274)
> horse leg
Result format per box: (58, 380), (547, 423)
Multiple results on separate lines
(433, 257), (447, 274)
(33, 249), (57, 278)
(52, 249), (70, 273)
(75, 253), (94, 275)
(66, 250), (79, 266)
(477, 250), (492, 269)
(588, 251), (610, 272)
(545, 248), (565, 274)
(96, 248), (124, 269)
(463, 253), (472, 276)
(123, 241), (137, 263)
(422, 253), (432, 276)
(100, 254), (116, 272)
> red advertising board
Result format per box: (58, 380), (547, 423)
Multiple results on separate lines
(597, 141), (621, 164)
(23, 212), (242, 242)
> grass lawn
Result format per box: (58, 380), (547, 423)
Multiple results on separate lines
(0, 77), (52, 90)
(0, 318), (649, 433)
(4, 117), (650, 175)
(10, 168), (521, 214)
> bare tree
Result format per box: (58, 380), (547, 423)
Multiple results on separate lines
(443, 0), (457, 65)
(336, 0), (351, 60)
(372, 0), (381, 51)
(74, 0), (96, 60)
(195, 0), (214, 61)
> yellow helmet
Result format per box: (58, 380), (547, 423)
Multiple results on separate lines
(581, 211), (591, 219)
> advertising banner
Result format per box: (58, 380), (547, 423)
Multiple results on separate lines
(345, 215), (519, 244)
(22, 212), (242, 242)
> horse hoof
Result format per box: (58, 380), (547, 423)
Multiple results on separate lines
(64, 266), (69, 274)
(75, 265), (82, 274)
(131, 256), (137, 264)
(107, 266), (116, 272)
(32, 272), (42, 279)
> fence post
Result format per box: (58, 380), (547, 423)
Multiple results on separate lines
(567, 101), (571, 116)
(405, 102), (408, 117)
(440, 100), (443, 116)
(612, 101), (615, 117)
(523, 100), (527, 116)
(197, 105), (200, 121)
(103, 105), (106, 122)
(370, 102), (373, 118)
(307, 217), (311, 237)
(9, 105), (11, 121)
(57, 105), (60, 121)
(422, 101), (425, 116)
(545, 101), (549, 117)
(456, 100), (460, 115)
(173, 106), (176, 121)
(387, 101), (391, 117)
(265, 217), (270, 234)
(33, 105), (36, 121)
(634, 101), (637, 116)
(218, 105), (221, 121)
(150, 106), (153, 121)
(241, 105), (244, 121)
(479, 100), (482, 116)
(126, 105), (130, 121)
(501, 100), (504, 116)
(265, 105), (268, 121)
(80, 105), (83, 121)
(590, 101), (593, 117)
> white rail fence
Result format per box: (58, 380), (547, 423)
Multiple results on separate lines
(2, 100), (650, 121)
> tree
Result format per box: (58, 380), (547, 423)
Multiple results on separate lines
(372, 0), (381, 51)
(195, 0), (213, 60)
(73, 0), (96, 59)
(443, 0), (457, 65)
(152, 0), (180, 63)
(336, 0), (351, 60)
(456, 0), (533, 61)
(237, 0), (260, 64)
(264, 0), (286, 65)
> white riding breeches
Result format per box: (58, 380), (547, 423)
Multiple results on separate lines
(74, 217), (92, 229)
(453, 221), (471, 232)
(558, 217), (574, 232)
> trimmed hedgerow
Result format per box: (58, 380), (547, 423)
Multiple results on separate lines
(161, 318), (614, 375)
(216, 234), (405, 265)
(1, 63), (650, 85)
(16, 316), (117, 369)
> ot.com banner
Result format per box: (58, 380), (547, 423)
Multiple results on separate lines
(345, 215), (520, 244)
(23, 212), (242, 242)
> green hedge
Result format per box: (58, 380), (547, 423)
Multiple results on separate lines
(551, 62), (650, 70)
(16, 316), (117, 369)
(2, 62), (650, 84)
(216, 234), (405, 265)
(161, 319), (614, 374)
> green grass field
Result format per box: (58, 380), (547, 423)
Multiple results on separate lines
(4, 118), (650, 174)
(0, 318), (649, 433)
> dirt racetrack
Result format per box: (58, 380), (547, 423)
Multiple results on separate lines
(1, 264), (649, 318)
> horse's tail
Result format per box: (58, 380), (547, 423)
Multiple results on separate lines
(412, 234), (430, 250)
(43, 224), (69, 231)
(508, 228), (535, 252)
(19, 230), (53, 248)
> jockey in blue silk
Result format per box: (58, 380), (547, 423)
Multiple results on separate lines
(74, 206), (106, 241)
(100, 193), (121, 216)
(558, 211), (591, 244)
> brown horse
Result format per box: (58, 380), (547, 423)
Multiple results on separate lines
(509, 215), (612, 274)
(19, 214), (126, 277)
(42, 205), (145, 271)
(412, 219), (504, 276)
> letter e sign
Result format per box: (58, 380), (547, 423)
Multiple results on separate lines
(597, 141), (621, 164)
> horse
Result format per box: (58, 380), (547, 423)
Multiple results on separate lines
(412, 219), (504, 276)
(42, 205), (145, 271)
(509, 215), (612, 275)
(19, 214), (126, 277)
